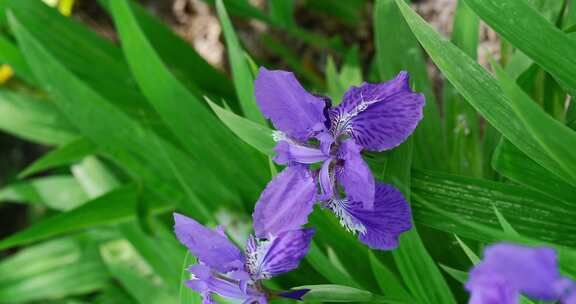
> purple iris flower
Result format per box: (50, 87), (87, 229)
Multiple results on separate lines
(252, 67), (422, 250)
(466, 243), (576, 304)
(174, 213), (314, 304)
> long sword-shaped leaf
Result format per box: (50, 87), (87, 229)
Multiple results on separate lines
(109, 0), (266, 197)
(492, 139), (576, 205)
(216, 0), (266, 124)
(464, 0), (576, 92)
(395, 0), (576, 186)
(374, 0), (444, 171)
(411, 170), (576, 247)
(382, 139), (456, 304)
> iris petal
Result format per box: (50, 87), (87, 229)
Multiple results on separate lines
(328, 183), (412, 250)
(466, 243), (572, 303)
(255, 67), (328, 141)
(330, 71), (424, 151)
(173, 213), (243, 273)
(273, 140), (329, 165)
(252, 165), (316, 238)
(246, 229), (314, 280)
(336, 139), (375, 209)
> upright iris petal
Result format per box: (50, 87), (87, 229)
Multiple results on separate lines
(466, 243), (576, 304)
(254, 67), (327, 142)
(330, 71), (425, 151)
(252, 165), (316, 239)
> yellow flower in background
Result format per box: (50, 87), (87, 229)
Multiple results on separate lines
(0, 65), (14, 85)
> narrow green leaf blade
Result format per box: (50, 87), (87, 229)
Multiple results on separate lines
(216, 0), (266, 124)
(206, 97), (275, 155)
(19, 138), (96, 178)
(464, 0), (576, 91)
(394, 0), (576, 186)
(492, 139), (576, 204)
(374, 0), (445, 171)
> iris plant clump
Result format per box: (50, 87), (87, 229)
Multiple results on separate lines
(173, 69), (575, 304)
(174, 69), (421, 303)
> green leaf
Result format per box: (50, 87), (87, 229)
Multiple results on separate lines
(295, 285), (374, 303)
(97, 0), (236, 102)
(463, 0), (576, 91)
(443, 0), (483, 177)
(374, 0), (445, 171)
(19, 138), (97, 178)
(368, 252), (413, 302)
(439, 264), (468, 284)
(411, 170), (576, 247)
(7, 0), (156, 119)
(395, 0), (576, 186)
(100, 240), (177, 304)
(0, 185), (143, 250)
(206, 97), (275, 155)
(454, 235), (480, 264)
(216, 0), (266, 124)
(0, 176), (88, 211)
(0, 90), (77, 145)
(178, 252), (201, 304)
(306, 241), (360, 288)
(268, 0), (295, 29)
(492, 139), (576, 214)
(0, 34), (35, 84)
(380, 139), (456, 304)
(491, 59), (576, 185)
(0, 237), (109, 303)
(8, 9), (236, 217)
(109, 0), (266, 199)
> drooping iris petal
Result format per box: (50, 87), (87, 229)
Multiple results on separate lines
(174, 213), (243, 273)
(466, 243), (566, 303)
(336, 139), (375, 209)
(328, 183), (412, 250)
(186, 264), (266, 304)
(246, 229), (314, 280)
(255, 67), (328, 141)
(273, 140), (329, 165)
(330, 71), (424, 151)
(252, 165), (316, 238)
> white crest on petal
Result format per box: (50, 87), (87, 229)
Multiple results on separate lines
(245, 235), (277, 280)
(328, 199), (366, 235)
(331, 92), (383, 136)
(272, 130), (288, 142)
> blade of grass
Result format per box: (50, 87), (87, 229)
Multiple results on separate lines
(491, 139), (576, 204)
(19, 138), (96, 178)
(0, 90), (77, 145)
(381, 139), (456, 304)
(464, 0), (576, 92)
(395, 0), (576, 186)
(215, 0), (266, 124)
(374, 0), (444, 171)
